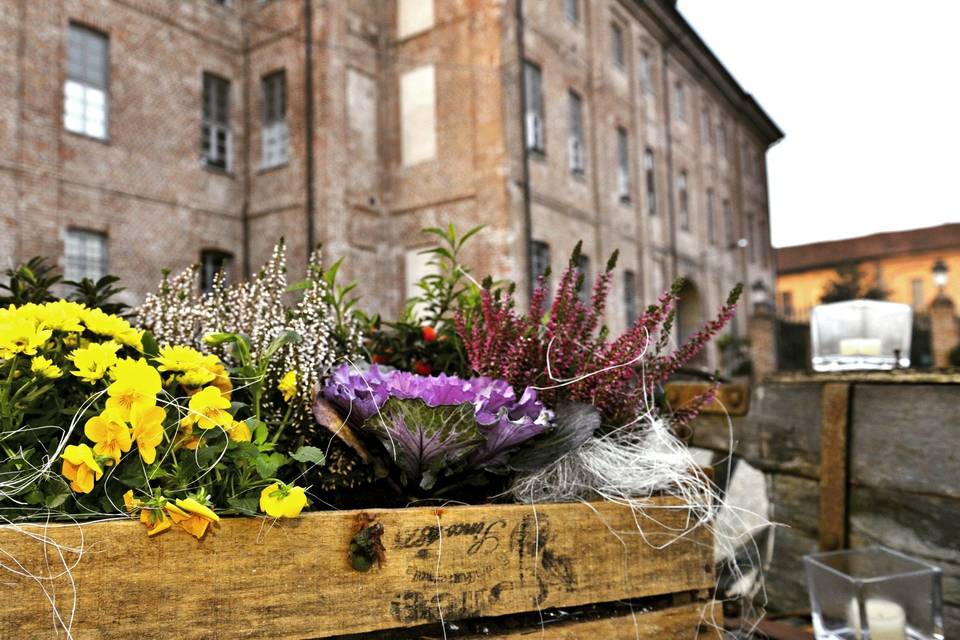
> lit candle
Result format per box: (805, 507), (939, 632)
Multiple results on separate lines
(848, 598), (906, 640)
(839, 338), (882, 357)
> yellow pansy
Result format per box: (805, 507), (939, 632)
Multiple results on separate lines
(30, 355), (63, 379)
(61, 444), (103, 493)
(130, 404), (165, 465)
(226, 419), (252, 443)
(105, 358), (162, 419)
(184, 386), (231, 430)
(81, 308), (142, 349)
(68, 341), (121, 383)
(0, 317), (52, 358)
(259, 482), (308, 518)
(278, 370), (297, 402)
(84, 408), (132, 465)
(205, 356), (233, 400)
(166, 497), (220, 539)
(123, 490), (171, 536)
(175, 421), (201, 450)
(35, 300), (86, 333)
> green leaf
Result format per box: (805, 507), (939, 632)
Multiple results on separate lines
(229, 441), (261, 461)
(227, 495), (260, 516)
(291, 445), (326, 466)
(254, 452), (287, 479)
(141, 331), (160, 358)
(247, 418), (268, 445)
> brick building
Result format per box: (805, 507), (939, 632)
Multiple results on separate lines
(0, 0), (781, 367)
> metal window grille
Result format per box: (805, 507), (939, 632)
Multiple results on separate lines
(64, 229), (108, 282)
(64, 24), (108, 139)
(202, 73), (231, 169)
(261, 70), (288, 168)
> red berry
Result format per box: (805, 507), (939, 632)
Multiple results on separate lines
(371, 354), (386, 364)
(421, 326), (437, 342)
(414, 361), (433, 376)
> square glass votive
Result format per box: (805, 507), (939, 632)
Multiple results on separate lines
(810, 300), (912, 371)
(804, 547), (944, 640)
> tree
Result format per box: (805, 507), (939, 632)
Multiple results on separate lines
(820, 263), (888, 303)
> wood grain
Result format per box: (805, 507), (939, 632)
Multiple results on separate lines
(0, 499), (714, 639)
(818, 383), (850, 551)
(664, 382), (750, 417)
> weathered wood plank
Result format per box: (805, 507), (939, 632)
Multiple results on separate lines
(0, 499), (714, 639)
(478, 601), (722, 639)
(850, 384), (960, 499)
(766, 474), (820, 614)
(818, 383), (850, 551)
(770, 370), (960, 385)
(664, 382), (750, 417)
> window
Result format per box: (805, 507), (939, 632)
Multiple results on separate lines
(568, 90), (585, 174)
(706, 188), (716, 245)
(400, 65), (437, 165)
(639, 50), (653, 95)
(779, 291), (794, 318)
(202, 73), (231, 169)
(718, 123), (728, 159)
(531, 240), (551, 295)
(64, 229), (107, 282)
(565, 0), (579, 24)
(701, 108), (712, 147)
(723, 199), (734, 249)
(65, 24), (108, 139)
(674, 82), (686, 121)
(200, 250), (233, 293)
(575, 253), (591, 304)
(644, 148), (656, 216)
(624, 270), (638, 326)
(747, 212), (756, 262)
(523, 62), (544, 152)
(397, 0), (435, 38)
(616, 127), (630, 203)
(678, 170), (690, 230)
(911, 278), (925, 310)
(611, 23), (625, 69)
(261, 71), (288, 168)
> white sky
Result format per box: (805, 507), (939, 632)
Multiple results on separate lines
(678, 0), (960, 248)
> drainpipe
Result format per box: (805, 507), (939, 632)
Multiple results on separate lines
(241, 26), (252, 278)
(515, 0), (533, 300)
(660, 37), (679, 280)
(303, 0), (317, 252)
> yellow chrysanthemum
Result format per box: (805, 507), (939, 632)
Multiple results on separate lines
(156, 345), (207, 374)
(68, 341), (121, 383)
(130, 404), (165, 465)
(35, 300), (86, 333)
(0, 317), (52, 358)
(259, 482), (308, 518)
(105, 358), (162, 420)
(81, 308), (142, 349)
(184, 386), (232, 430)
(61, 444), (103, 493)
(84, 407), (132, 465)
(30, 355), (63, 379)
(278, 370), (297, 402)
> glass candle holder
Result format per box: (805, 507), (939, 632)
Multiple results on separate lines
(804, 547), (944, 639)
(810, 300), (912, 371)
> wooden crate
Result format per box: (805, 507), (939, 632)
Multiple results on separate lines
(0, 498), (719, 639)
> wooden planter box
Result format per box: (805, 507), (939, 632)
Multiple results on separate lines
(0, 498), (718, 639)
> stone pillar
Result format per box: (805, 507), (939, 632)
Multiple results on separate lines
(930, 295), (959, 368)
(748, 306), (778, 381)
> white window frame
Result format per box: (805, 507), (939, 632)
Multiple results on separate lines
(202, 73), (232, 170)
(644, 147), (657, 216)
(616, 127), (631, 203)
(524, 62), (545, 153)
(64, 24), (109, 139)
(639, 50), (653, 95)
(567, 90), (585, 174)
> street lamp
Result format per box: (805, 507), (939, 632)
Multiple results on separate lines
(932, 258), (949, 295)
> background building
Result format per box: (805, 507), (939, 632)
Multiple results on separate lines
(0, 0), (781, 368)
(775, 223), (960, 318)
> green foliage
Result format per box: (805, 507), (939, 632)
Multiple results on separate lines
(64, 275), (131, 317)
(820, 263), (888, 303)
(0, 257), (61, 306)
